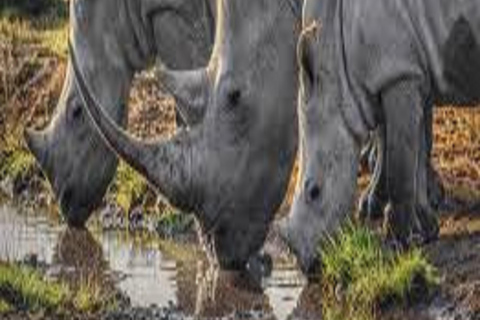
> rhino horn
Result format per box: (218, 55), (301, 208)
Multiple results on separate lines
(298, 22), (320, 93)
(156, 64), (209, 125)
(70, 41), (196, 210)
(24, 128), (49, 170)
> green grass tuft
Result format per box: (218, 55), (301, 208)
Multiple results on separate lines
(321, 223), (439, 320)
(0, 263), (68, 311)
(72, 280), (103, 313)
(0, 299), (12, 313)
(0, 263), (119, 314)
(111, 162), (148, 214)
(0, 148), (36, 182)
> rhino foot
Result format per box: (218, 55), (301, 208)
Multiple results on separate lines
(383, 202), (439, 248)
(415, 204), (440, 243)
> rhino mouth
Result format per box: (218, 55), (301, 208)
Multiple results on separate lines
(58, 187), (94, 228)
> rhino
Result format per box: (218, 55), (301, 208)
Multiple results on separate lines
(71, 0), (302, 269)
(279, 0), (480, 273)
(358, 123), (446, 222)
(24, 0), (216, 226)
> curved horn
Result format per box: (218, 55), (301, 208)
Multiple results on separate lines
(297, 21), (320, 96)
(69, 41), (196, 210)
(24, 128), (49, 169)
(156, 63), (209, 126)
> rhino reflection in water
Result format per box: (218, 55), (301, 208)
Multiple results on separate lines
(71, 0), (301, 269)
(24, 0), (215, 227)
(52, 228), (112, 293)
(280, 0), (480, 273)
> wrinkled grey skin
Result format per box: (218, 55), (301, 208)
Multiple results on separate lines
(71, 0), (301, 269)
(358, 122), (446, 222)
(280, 0), (480, 274)
(25, 0), (216, 226)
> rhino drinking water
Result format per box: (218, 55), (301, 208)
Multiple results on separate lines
(24, 0), (215, 226)
(280, 0), (480, 273)
(71, 0), (302, 269)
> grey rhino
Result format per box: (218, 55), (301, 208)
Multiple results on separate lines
(358, 124), (446, 222)
(71, 0), (302, 269)
(280, 0), (480, 273)
(24, 0), (216, 226)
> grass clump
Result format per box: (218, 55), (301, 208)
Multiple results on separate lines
(72, 280), (103, 313)
(321, 223), (439, 320)
(0, 147), (36, 183)
(110, 162), (148, 214)
(0, 299), (12, 313)
(0, 263), (68, 311)
(0, 263), (119, 315)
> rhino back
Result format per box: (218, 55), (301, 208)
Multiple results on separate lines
(344, 0), (480, 107)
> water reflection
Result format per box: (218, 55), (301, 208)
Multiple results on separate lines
(0, 204), (308, 319)
(288, 283), (323, 320)
(51, 227), (110, 292)
(195, 268), (271, 318)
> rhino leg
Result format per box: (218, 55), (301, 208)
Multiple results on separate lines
(423, 106), (442, 211)
(382, 81), (439, 246)
(359, 106), (446, 222)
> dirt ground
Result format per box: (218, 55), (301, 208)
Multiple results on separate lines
(1, 11), (480, 319)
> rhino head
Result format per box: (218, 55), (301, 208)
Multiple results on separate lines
(24, 0), (215, 227)
(278, 1), (371, 274)
(71, 0), (301, 269)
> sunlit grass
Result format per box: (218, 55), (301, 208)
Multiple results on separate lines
(111, 162), (148, 214)
(72, 279), (103, 313)
(0, 299), (11, 313)
(0, 263), (68, 311)
(0, 0), (68, 58)
(0, 146), (36, 183)
(0, 18), (68, 58)
(0, 0), (68, 160)
(0, 263), (119, 314)
(321, 223), (439, 320)
(0, 299), (12, 314)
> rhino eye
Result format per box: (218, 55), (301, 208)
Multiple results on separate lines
(69, 104), (83, 123)
(304, 178), (321, 203)
(227, 89), (241, 107)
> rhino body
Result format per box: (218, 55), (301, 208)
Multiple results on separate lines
(25, 0), (215, 226)
(72, 0), (301, 269)
(280, 0), (480, 273)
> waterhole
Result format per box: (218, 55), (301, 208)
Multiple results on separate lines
(0, 203), (472, 320)
(0, 204), (310, 319)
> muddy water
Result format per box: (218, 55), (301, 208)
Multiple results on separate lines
(0, 204), (310, 319)
(0, 203), (476, 320)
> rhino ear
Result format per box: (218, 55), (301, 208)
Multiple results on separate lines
(298, 22), (320, 100)
(156, 64), (210, 126)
